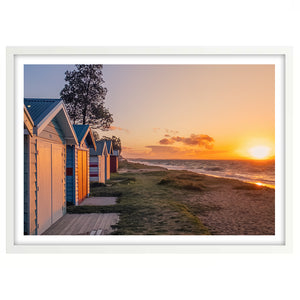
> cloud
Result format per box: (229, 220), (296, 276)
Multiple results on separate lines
(164, 134), (171, 138)
(109, 126), (129, 133)
(159, 138), (173, 145)
(165, 129), (179, 135)
(159, 134), (214, 149)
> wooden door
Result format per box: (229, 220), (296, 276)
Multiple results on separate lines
(51, 144), (64, 224)
(77, 150), (83, 202)
(37, 141), (65, 234)
(37, 140), (52, 234)
(82, 151), (87, 199)
(105, 155), (110, 180)
(100, 156), (105, 183)
(77, 150), (88, 203)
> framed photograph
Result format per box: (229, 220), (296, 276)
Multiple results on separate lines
(6, 47), (292, 253)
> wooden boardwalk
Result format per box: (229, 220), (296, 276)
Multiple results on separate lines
(79, 197), (117, 206)
(42, 213), (119, 235)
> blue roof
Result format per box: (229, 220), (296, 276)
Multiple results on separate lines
(105, 140), (113, 153)
(73, 125), (89, 144)
(90, 140), (106, 155)
(24, 98), (61, 125)
(106, 140), (112, 148)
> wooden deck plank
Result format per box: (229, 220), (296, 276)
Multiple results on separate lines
(60, 215), (84, 235)
(102, 213), (119, 234)
(88, 215), (102, 234)
(43, 214), (74, 235)
(92, 214), (105, 231)
(101, 215), (108, 233)
(42, 213), (119, 235)
(47, 214), (73, 232)
(97, 214), (108, 231)
(68, 214), (87, 235)
(79, 197), (117, 206)
(78, 214), (95, 235)
(103, 213), (111, 230)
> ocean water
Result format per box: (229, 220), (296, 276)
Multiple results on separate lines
(130, 159), (275, 187)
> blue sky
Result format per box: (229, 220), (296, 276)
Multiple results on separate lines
(24, 65), (75, 98)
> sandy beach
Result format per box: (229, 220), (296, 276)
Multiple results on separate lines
(186, 182), (274, 235)
(88, 160), (275, 235)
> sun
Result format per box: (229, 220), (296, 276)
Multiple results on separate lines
(248, 145), (271, 159)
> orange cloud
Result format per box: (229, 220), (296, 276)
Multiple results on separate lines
(159, 138), (173, 145)
(109, 126), (129, 133)
(159, 134), (214, 149)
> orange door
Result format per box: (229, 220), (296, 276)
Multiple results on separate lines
(78, 150), (83, 202)
(77, 150), (88, 204)
(82, 150), (87, 199)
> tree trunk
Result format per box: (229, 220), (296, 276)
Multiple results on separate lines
(82, 105), (87, 125)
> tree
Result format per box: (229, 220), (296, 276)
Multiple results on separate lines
(60, 64), (113, 130)
(92, 130), (100, 141)
(98, 135), (122, 154)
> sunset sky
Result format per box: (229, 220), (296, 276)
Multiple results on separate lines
(24, 64), (275, 160)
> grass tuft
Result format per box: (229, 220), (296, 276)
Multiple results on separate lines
(157, 172), (206, 192)
(90, 182), (106, 188)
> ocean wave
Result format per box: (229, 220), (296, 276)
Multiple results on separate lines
(130, 159), (275, 186)
(203, 167), (224, 171)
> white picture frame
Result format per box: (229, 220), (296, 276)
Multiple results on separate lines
(6, 46), (293, 253)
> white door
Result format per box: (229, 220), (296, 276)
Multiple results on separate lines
(51, 144), (64, 224)
(37, 140), (65, 234)
(37, 141), (52, 234)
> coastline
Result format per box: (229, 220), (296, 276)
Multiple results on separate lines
(86, 159), (275, 235)
(127, 158), (275, 189)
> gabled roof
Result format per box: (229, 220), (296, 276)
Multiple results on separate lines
(24, 105), (34, 136)
(73, 125), (96, 150)
(24, 98), (78, 145)
(24, 98), (61, 125)
(105, 140), (114, 155)
(90, 140), (108, 156)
